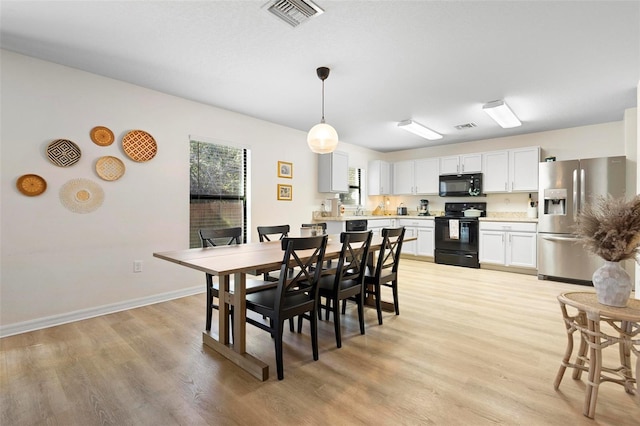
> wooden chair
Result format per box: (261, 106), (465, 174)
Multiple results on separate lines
(245, 235), (328, 380)
(199, 227), (242, 247)
(198, 228), (277, 332)
(359, 227), (405, 325)
(314, 231), (372, 348)
(257, 225), (290, 281)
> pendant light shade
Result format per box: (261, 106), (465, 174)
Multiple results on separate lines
(307, 122), (339, 153)
(307, 66), (338, 154)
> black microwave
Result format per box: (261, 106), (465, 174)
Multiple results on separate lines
(439, 173), (483, 197)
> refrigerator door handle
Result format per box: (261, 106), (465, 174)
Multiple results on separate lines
(541, 235), (581, 242)
(580, 168), (586, 213)
(572, 169), (579, 220)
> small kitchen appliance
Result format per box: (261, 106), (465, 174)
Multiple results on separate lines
(397, 203), (408, 215)
(418, 199), (430, 216)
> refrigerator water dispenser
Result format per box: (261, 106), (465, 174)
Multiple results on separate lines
(543, 188), (567, 215)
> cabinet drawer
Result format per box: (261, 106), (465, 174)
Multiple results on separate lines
(480, 221), (537, 233)
(397, 219), (434, 228)
(368, 219), (393, 228)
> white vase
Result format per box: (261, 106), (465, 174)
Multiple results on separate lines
(592, 260), (632, 307)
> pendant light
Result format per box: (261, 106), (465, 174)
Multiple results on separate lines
(307, 66), (339, 154)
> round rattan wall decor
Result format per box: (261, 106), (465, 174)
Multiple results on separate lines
(46, 139), (81, 167)
(16, 174), (47, 196)
(122, 130), (157, 162)
(96, 156), (125, 181)
(90, 126), (115, 146)
(59, 178), (104, 213)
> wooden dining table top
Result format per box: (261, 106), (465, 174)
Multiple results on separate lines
(153, 233), (403, 277)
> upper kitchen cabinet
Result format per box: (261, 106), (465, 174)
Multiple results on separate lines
(318, 151), (349, 193)
(368, 160), (392, 195)
(439, 153), (482, 175)
(393, 158), (439, 195)
(482, 146), (540, 193)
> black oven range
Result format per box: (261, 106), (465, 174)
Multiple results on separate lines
(434, 202), (487, 268)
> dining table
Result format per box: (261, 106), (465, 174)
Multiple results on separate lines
(153, 233), (414, 380)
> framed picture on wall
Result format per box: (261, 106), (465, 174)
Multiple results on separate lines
(277, 184), (292, 201)
(278, 161), (293, 178)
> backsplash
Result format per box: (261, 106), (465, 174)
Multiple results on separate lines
(364, 192), (538, 215)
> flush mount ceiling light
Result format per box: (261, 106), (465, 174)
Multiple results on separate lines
(482, 100), (522, 128)
(307, 66), (339, 154)
(397, 119), (443, 140)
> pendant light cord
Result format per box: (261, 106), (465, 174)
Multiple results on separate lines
(321, 79), (326, 123)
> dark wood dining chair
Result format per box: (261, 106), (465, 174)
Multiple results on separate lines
(257, 225), (290, 281)
(199, 227), (242, 247)
(358, 227), (405, 325)
(314, 231), (373, 348)
(244, 235), (328, 380)
(198, 227), (277, 332)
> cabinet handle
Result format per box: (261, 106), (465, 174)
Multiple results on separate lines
(504, 182), (507, 191)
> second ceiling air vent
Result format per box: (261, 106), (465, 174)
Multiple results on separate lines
(266, 0), (324, 27)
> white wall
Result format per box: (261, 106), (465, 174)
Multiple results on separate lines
(0, 50), (380, 335)
(1, 50), (636, 335)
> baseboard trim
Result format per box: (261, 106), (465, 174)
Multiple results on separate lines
(0, 286), (204, 338)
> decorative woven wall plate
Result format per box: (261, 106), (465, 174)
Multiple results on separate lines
(16, 174), (47, 196)
(122, 130), (157, 162)
(46, 139), (81, 167)
(96, 156), (125, 181)
(59, 178), (104, 213)
(90, 126), (115, 146)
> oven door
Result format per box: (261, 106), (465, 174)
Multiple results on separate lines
(434, 217), (479, 252)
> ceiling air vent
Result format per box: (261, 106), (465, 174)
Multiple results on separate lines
(454, 122), (478, 130)
(266, 0), (324, 27)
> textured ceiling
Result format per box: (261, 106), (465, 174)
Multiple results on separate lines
(1, 1), (638, 152)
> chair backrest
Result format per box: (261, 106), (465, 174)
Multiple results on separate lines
(334, 231), (373, 288)
(199, 227), (242, 247)
(301, 223), (327, 231)
(372, 227), (405, 278)
(257, 225), (290, 242)
(275, 235), (328, 310)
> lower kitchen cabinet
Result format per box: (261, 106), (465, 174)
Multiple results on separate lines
(367, 218), (395, 237)
(479, 221), (537, 268)
(397, 218), (435, 257)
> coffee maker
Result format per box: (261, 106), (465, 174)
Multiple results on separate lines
(418, 199), (430, 216)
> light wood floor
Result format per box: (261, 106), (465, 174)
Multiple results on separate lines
(1, 260), (638, 425)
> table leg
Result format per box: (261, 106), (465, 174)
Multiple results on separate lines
(584, 317), (601, 419)
(232, 272), (247, 353)
(202, 272), (269, 381)
(218, 274), (230, 344)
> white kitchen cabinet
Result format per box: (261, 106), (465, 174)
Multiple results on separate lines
(397, 218), (435, 257)
(439, 153), (482, 175)
(510, 147), (540, 191)
(482, 146), (540, 193)
(393, 158), (439, 195)
(393, 160), (414, 195)
(479, 221), (537, 268)
(368, 160), (392, 195)
(368, 218), (395, 237)
(318, 151), (349, 193)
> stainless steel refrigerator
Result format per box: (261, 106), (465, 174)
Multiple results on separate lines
(537, 156), (626, 282)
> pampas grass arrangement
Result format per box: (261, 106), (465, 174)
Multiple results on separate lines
(575, 195), (640, 262)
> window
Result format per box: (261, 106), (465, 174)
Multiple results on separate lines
(339, 167), (362, 206)
(190, 139), (248, 248)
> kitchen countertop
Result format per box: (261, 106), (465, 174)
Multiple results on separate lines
(313, 214), (538, 223)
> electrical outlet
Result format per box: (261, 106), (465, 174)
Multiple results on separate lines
(133, 260), (143, 273)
